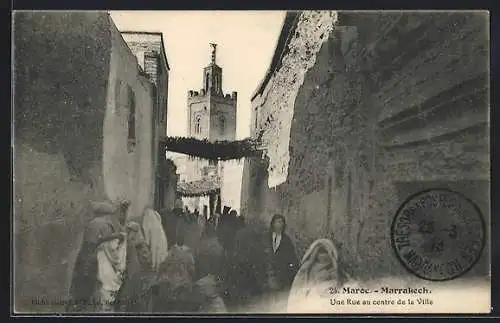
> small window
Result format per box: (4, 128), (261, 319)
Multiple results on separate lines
(127, 85), (136, 152)
(205, 73), (210, 91)
(195, 116), (201, 134)
(254, 107), (259, 129)
(219, 115), (225, 135)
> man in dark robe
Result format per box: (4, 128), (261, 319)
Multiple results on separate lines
(265, 214), (299, 311)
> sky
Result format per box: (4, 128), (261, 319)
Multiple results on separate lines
(109, 11), (286, 139)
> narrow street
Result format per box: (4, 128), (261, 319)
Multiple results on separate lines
(13, 10), (491, 315)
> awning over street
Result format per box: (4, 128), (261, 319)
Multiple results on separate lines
(177, 176), (220, 197)
(164, 136), (261, 161)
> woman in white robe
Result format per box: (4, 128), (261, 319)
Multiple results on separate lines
(142, 207), (169, 273)
(95, 232), (127, 312)
(287, 238), (352, 313)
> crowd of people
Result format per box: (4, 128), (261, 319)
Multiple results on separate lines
(67, 199), (353, 313)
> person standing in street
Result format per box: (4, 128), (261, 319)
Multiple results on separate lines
(265, 214), (299, 312)
(68, 199), (130, 313)
(141, 207), (169, 273)
(286, 238), (354, 313)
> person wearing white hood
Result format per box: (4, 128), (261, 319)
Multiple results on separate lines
(141, 207), (170, 273)
(287, 238), (353, 313)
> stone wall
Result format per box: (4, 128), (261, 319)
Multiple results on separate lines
(103, 19), (157, 219)
(119, 32), (170, 211)
(252, 11), (338, 188)
(241, 11), (489, 282)
(13, 12), (112, 312)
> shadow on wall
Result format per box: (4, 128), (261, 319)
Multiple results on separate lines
(13, 11), (112, 313)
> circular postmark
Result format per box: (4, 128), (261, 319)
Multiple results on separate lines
(390, 189), (485, 281)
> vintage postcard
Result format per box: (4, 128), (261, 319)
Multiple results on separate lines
(12, 10), (490, 314)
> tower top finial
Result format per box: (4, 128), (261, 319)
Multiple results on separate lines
(209, 43), (217, 64)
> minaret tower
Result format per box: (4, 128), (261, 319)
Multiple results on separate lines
(187, 43), (237, 142)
